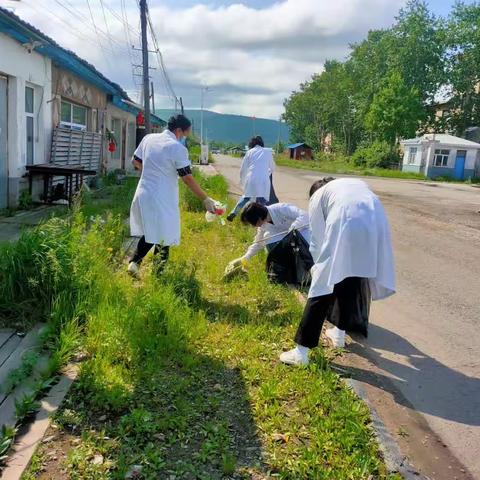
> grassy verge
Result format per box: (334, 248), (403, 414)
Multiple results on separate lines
(276, 154), (427, 180)
(11, 171), (398, 479)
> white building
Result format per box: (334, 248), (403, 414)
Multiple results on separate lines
(0, 31), (52, 208)
(401, 134), (480, 180)
(0, 6), (165, 208)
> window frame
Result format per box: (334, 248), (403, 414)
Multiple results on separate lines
(433, 148), (450, 167)
(110, 117), (122, 161)
(60, 100), (88, 131)
(407, 146), (417, 164)
(25, 86), (35, 166)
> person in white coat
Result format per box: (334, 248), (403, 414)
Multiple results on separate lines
(127, 115), (217, 276)
(280, 177), (396, 366)
(226, 136), (276, 222)
(227, 202), (310, 268)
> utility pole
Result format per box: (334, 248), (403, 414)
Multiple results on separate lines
(180, 97), (184, 115)
(150, 81), (155, 113)
(140, 0), (151, 134)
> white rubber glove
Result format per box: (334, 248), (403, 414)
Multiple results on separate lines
(203, 197), (217, 214)
(228, 257), (244, 269)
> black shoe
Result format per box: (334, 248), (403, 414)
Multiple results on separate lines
(226, 213), (236, 222)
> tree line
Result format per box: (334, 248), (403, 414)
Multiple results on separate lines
(283, 0), (480, 167)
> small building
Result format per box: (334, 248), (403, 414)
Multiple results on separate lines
(0, 6), (164, 207)
(401, 134), (480, 180)
(285, 142), (313, 160)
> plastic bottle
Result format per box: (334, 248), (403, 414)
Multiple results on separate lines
(205, 202), (227, 223)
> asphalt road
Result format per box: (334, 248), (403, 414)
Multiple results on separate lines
(213, 154), (480, 478)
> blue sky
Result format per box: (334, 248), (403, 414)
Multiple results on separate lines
(0, 0), (475, 118)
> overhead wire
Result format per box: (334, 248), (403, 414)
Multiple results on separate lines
(24, 0), (116, 54)
(85, 0), (114, 73)
(98, 0), (116, 54)
(145, 7), (179, 108)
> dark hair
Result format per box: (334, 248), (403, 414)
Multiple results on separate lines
(240, 202), (268, 226)
(168, 114), (191, 132)
(309, 177), (336, 198)
(248, 136), (264, 149)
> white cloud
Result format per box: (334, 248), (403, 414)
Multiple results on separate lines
(0, 0), (405, 118)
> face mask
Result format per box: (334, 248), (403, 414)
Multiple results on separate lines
(179, 136), (187, 146)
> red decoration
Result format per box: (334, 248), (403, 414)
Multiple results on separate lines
(108, 141), (116, 153)
(137, 111), (145, 126)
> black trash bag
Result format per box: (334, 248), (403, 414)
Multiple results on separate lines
(268, 174), (279, 205)
(327, 278), (371, 337)
(266, 230), (313, 287)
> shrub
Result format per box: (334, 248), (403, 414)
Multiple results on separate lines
(351, 141), (400, 168)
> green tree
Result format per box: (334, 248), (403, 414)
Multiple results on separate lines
(365, 71), (425, 145)
(445, 2), (480, 135)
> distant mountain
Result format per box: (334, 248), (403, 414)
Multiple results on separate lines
(155, 109), (290, 146)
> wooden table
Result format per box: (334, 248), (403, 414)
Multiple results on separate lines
(26, 164), (97, 206)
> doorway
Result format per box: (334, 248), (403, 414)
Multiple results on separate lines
(0, 76), (8, 209)
(454, 150), (466, 181)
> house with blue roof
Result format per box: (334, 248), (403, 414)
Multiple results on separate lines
(285, 142), (313, 160)
(0, 6), (164, 208)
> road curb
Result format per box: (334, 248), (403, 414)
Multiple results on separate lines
(345, 378), (423, 479)
(0, 365), (78, 480)
(290, 287), (422, 478)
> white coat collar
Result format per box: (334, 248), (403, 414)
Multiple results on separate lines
(164, 129), (178, 141)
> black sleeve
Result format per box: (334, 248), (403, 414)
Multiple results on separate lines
(177, 166), (192, 177)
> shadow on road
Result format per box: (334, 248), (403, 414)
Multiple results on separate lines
(343, 324), (480, 427)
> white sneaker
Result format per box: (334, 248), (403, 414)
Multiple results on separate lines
(279, 348), (309, 366)
(325, 327), (346, 348)
(127, 261), (140, 277)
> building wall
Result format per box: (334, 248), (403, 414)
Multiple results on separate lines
(403, 143), (480, 179)
(402, 144), (423, 169)
(105, 104), (137, 172)
(427, 146), (479, 179)
(51, 66), (107, 132)
(0, 32), (52, 206)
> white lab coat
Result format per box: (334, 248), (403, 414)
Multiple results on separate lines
(129, 130), (191, 245)
(308, 178), (396, 300)
(239, 146), (274, 199)
(243, 203), (310, 260)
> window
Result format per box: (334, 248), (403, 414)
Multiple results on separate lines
(25, 86), (34, 165)
(127, 122), (136, 158)
(434, 149), (450, 167)
(111, 118), (122, 160)
(60, 100), (88, 130)
(408, 147), (417, 164)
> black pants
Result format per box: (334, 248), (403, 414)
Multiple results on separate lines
(294, 277), (362, 348)
(131, 236), (169, 267)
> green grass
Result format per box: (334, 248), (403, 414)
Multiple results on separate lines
(276, 154), (427, 180)
(10, 171), (396, 479)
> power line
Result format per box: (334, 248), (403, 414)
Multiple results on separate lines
(145, 8), (179, 107)
(99, 0), (116, 53)
(101, 0), (140, 37)
(85, 0), (114, 73)
(51, 0), (121, 53)
(121, 0), (142, 95)
(24, 0), (116, 55)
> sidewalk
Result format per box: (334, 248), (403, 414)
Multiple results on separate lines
(0, 206), (67, 243)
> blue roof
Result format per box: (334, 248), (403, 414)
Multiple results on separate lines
(0, 7), (165, 126)
(287, 142), (311, 149)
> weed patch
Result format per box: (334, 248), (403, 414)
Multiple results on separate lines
(11, 172), (395, 479)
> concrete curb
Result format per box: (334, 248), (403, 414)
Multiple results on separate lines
(290, 288), (422, 478)
(0, 365), (78, 480)
(345, 378), (423, 479)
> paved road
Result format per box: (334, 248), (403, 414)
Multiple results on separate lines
(214, 154), (480, 478)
